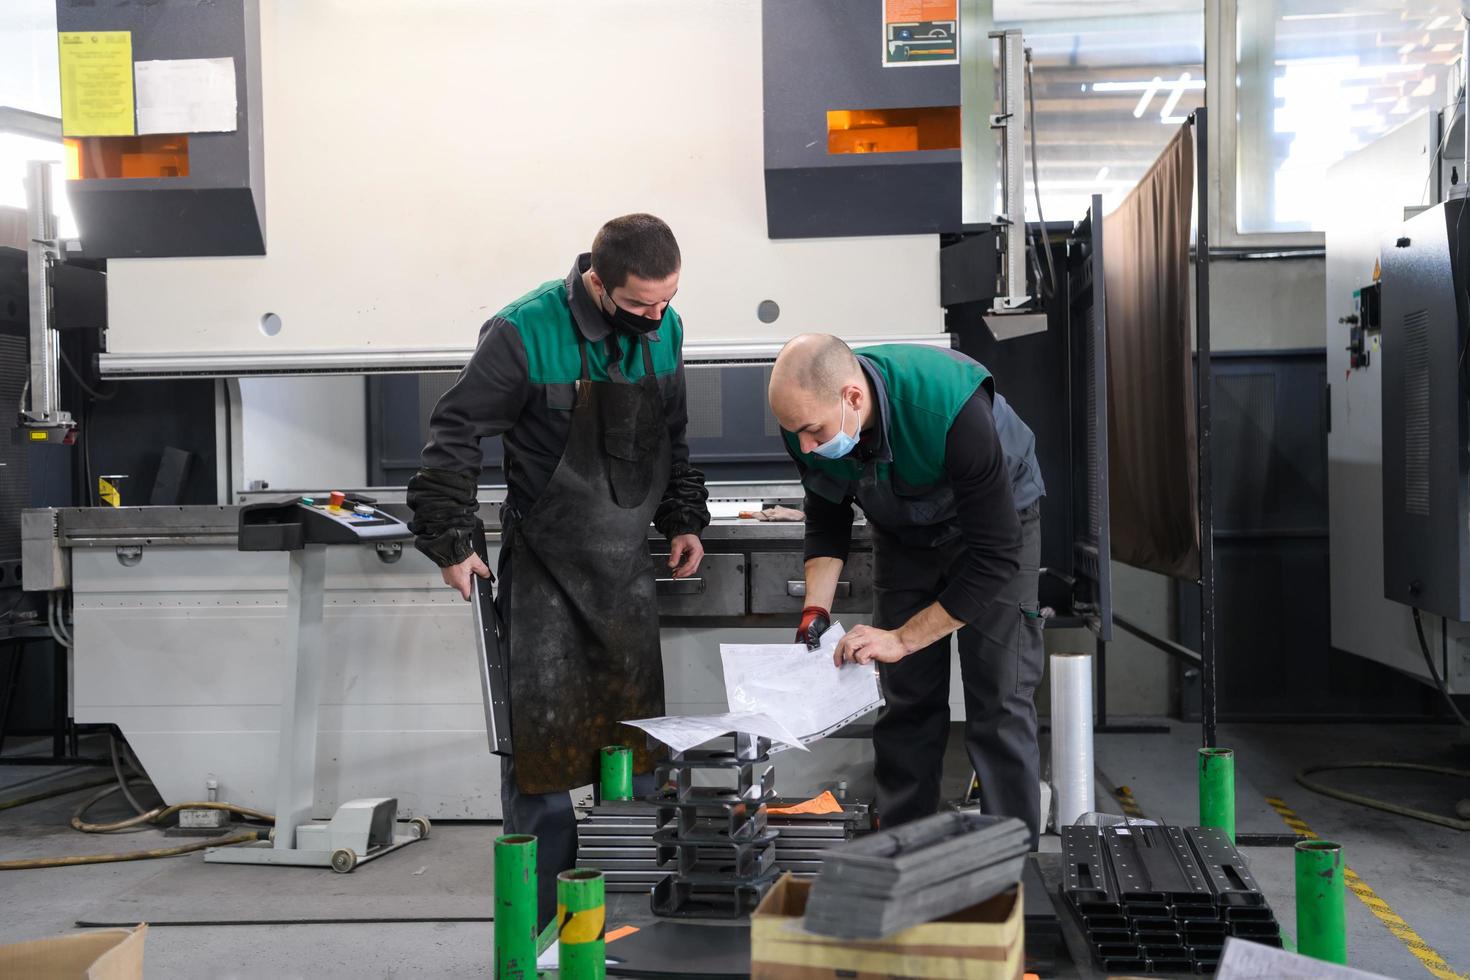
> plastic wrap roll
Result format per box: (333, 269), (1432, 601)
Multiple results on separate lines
(1050, 652), (1095, 828)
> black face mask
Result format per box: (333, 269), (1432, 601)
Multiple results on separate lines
(600, 290), (663, 335)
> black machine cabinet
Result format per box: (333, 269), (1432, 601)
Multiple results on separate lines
(1380, 199), (1470, 620)
(56, 0), (266, 257)
(762, 0), (966, 238)
(947, 197), (1112, 639)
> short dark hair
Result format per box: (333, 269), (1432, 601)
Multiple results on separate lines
(591, 214), (681, 290)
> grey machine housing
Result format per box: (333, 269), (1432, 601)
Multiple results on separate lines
(1380, 198), (1470, 621)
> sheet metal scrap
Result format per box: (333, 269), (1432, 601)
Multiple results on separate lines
(802, 810), (1030, 940)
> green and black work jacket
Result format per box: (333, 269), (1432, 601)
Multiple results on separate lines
(407, 253), (710, 567)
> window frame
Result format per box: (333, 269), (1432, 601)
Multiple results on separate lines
(1206, 0), (1324, 249)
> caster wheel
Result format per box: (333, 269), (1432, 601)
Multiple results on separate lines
(410, 816), (431, 840)
(330, 847), (357, 874)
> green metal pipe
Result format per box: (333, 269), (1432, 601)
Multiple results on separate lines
(1296, 839), (1347, 964)
(494, 834), (538, 980)
(599, 745), (633, 802)
(1198, 747), (1236, 842)
(558, 868), (606, 980)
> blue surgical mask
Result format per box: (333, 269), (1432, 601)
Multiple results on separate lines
(812, 394), (861, 459)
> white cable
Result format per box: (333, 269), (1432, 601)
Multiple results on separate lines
(59, 593), (74, 645)
(46, 593), (71, 650)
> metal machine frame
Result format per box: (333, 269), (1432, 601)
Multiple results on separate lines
(470, 527), (512, 755)
(20, 160), (75, 444)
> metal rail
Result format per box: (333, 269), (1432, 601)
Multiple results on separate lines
(97, 334), (955, 379)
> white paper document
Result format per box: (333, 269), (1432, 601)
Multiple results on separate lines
(536, 940), (616, 970)
(134, 58), (238, 134)
(1215, 937), (1392, 980)
(720, 623), (884, 746)
(622, 710), (809, 755)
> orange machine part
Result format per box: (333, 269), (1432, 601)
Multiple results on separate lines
(64, 135), (191, 180)
(827, 106), (960, 155)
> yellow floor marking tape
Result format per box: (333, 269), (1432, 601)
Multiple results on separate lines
(1265, 795), (1468, 980)
(1111, 784), (1148, 820)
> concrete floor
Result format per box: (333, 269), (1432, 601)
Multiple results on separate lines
(1, 723), (1467, 979)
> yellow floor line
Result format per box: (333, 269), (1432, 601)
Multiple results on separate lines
(1265, 795), (1468, 980)
(1110, 784), (1148, 820)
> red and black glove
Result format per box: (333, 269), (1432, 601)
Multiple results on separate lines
(796, 605), (831, 650)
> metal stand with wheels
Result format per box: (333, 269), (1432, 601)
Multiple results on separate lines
(205, 496), (429, 873)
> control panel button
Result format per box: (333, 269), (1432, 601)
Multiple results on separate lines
(329, 491), (346, 509)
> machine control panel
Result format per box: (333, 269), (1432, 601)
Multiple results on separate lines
(239, 492), (411, 551)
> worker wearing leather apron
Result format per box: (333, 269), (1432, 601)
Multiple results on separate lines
(768, 335), (1046, 848)
(407, 214), (710, 925)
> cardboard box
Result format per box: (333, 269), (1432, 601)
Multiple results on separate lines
(751, 874), (1023, 979)
(0, 924), (146, 980)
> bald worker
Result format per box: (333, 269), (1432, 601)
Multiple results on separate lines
(769, 335), (1046, 844)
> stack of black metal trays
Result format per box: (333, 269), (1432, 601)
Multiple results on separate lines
(575, 800), (863, 893)
(803, 810), (1030, 939)
(632, 732), (781, 917)
(1061, 824), (1282, 974)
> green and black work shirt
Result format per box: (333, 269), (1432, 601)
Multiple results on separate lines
(783, 344), (1045, 623)
(407, 254), (710, 567)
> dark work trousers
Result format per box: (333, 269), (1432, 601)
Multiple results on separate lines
(871, 502), (1044, 848)
(495, 536), (655, 928)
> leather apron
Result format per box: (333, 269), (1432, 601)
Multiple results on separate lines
(506, 335), (670, 794)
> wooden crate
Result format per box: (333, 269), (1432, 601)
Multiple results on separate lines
(751, 874), (1024, 979)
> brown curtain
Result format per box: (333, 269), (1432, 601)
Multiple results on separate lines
(1102, 123), (1199, 581)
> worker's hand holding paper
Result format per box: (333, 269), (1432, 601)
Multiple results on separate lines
(720, 624), (884, 747)
(621, 624), (881, 756)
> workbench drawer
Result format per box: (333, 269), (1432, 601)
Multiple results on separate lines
(650, 552), (746, 617)
(749, 552), (873, 615)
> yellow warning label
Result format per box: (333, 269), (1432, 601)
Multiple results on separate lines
(59, 31), (136, 137)
(99, 477), (121, 507)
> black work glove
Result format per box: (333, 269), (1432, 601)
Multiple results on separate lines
(796, 605), (831, 650)
(406, 467), (479, 568)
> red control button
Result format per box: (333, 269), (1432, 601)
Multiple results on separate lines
(328, 491), (346, 509)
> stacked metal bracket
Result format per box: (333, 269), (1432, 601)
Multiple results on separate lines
(1061, 824), (1282, 974)
(576, 801), (860, 893)
(646, 732), (782, 918)
(804, 810), (1030, 939)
